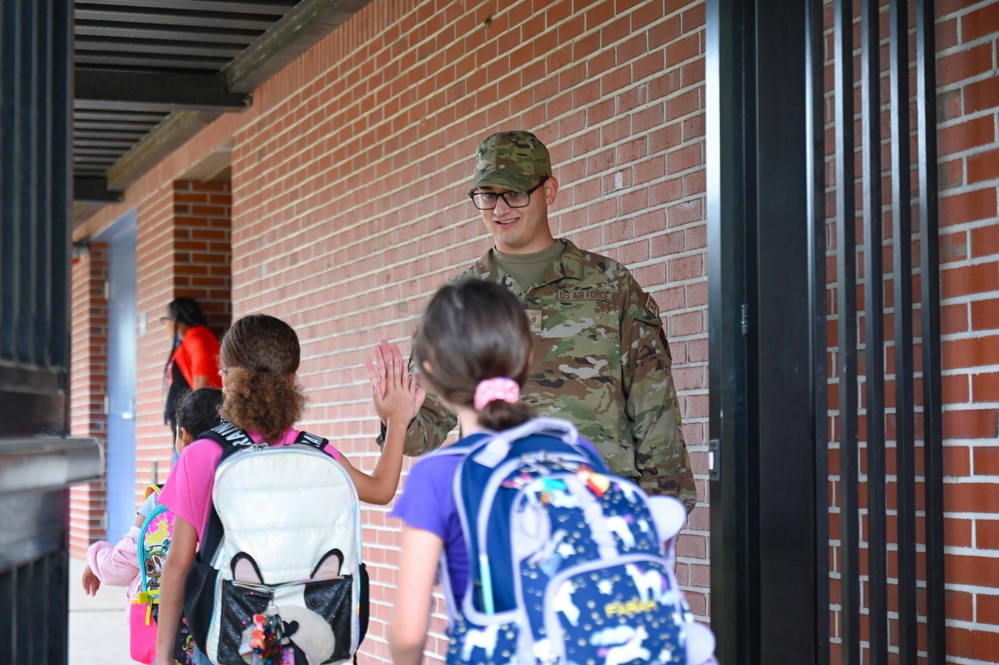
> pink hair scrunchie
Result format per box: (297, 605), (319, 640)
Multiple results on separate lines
(473, 377), (520, 411)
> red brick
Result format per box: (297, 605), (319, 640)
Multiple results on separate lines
(980, 593), (999, 626)
(977, 445), (999, 475)
(937, 43), (995, 87)
(941, 262), (999, 299)
(967, 148), (999, 184)
(939, 116), (996, 157)
(963, 4), (999, 43)
(964, 77), (999, 115)
(943, 407), (999, 439)
(948, 624), (999, 661)
(971, 300), (999, 332)
(977, 518), (999, 550)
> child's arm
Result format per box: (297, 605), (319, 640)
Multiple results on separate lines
(155, 515), (198, 665)
(84, 510), (145, 589)
(340, 346), (423, 505)
(389, 526), (443, 665)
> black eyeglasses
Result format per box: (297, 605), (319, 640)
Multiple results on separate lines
(469, 178), (548, 210)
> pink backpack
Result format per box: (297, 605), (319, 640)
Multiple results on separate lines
(130, 485), (197, 664)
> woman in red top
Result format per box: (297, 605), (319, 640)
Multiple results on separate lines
(163, 298), (222, 432)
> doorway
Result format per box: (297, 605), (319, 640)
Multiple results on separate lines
(95, 210), (137, 541)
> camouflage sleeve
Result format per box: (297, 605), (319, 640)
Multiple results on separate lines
(376, 391), (458, 456)
(622, 289), (697, 512)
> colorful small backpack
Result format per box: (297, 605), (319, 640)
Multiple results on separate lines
(130, 485), (171, 663)
(434, 417), (711, 665)
(131, 485), (197, 665)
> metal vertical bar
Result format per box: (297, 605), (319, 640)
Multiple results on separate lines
(50, 0), (71, 370)
(0, 0), (19, 361)
(834, 0), (859, 662)
(860, 0), (887, 662)
(33, 0), (50, 368)
(16, 0), (36, 364)
(889, 0), (917, 662)
(805, 0), (830, 662)
(916, 0), (945, 661)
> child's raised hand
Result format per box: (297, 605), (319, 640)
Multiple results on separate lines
(373, 344), (423, 428)
(81, 564), (101, 595)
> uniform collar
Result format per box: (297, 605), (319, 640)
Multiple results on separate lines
(472, 238), (586, 291)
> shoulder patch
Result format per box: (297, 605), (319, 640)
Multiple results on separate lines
(644, 292), (660, 319)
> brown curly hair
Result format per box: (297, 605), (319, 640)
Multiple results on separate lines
(218, 314), (306, 442)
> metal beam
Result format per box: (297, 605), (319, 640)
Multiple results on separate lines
(225, 0), (373, 93)
(103, 110), (218, 193)
(74, 67), (250, 112)
(73, 176), (123, 203)
(75, 7), (276, 31)
(75, 0), (296, 15)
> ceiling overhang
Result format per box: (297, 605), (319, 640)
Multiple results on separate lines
(72, 0), (372, 227)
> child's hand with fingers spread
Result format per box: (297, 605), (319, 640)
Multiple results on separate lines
(374, 345), (424, 430)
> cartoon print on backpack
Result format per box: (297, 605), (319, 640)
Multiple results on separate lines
(224, 549), (347, 665)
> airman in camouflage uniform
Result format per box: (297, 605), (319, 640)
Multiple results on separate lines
(378, 130), (696, 511)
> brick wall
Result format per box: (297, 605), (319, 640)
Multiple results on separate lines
(68, 245), (109, 554)
(936, 0), (999, 659)
(133, 180), (232, 498)
(68, 0), (999, 662)
(818, 0), (999, 662)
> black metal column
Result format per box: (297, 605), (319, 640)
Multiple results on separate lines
(916, 0), (946, 661)
(708, 0), (816, 663)
(0, 0), (103, 663)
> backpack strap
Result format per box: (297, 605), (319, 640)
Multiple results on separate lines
(197, 421), (255, 563)
(294, 430), (328, 451)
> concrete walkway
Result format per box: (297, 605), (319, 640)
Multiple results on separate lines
(69, 556), (133, 664)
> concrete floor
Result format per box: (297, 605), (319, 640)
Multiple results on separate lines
(68, 556), (133, 665)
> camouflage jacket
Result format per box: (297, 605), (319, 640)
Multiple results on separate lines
(398, 239), (696, 511)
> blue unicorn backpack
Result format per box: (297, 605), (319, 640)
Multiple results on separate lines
(436, 417), (703, 665)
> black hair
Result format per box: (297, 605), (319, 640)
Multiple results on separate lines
(174, 387), (224, 440)
(413, 279), (533, 431)
(167, 297), (209, 328)
(163, 297), (212, 382)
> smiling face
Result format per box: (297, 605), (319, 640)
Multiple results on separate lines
(476, 177), (559, 255)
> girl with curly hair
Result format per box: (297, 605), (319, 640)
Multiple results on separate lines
(154, 314), (421, 665)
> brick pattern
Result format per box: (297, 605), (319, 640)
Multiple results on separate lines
(66, 0), (999, 662)
(821, 1), (999, 663)
(934, 1), (999, 660)
(133, 181), (233, 497)
(68, 245), (109, 556)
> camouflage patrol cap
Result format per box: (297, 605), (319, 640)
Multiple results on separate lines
(470, 131), (551, 194)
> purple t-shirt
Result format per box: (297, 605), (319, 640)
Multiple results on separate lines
(388, 436), (484, 601)
(389, 430), (601, 607)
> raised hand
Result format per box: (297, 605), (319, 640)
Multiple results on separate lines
(374, 343), (424, 429)
(366, 340), (424, 424)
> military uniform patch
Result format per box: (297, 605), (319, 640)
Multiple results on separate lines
(524, 307), (543, 333)
(644, 293), (660, 319)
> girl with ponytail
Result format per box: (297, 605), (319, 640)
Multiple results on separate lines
(386, 279), (601, 664)
(155, 314), (420, 665)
